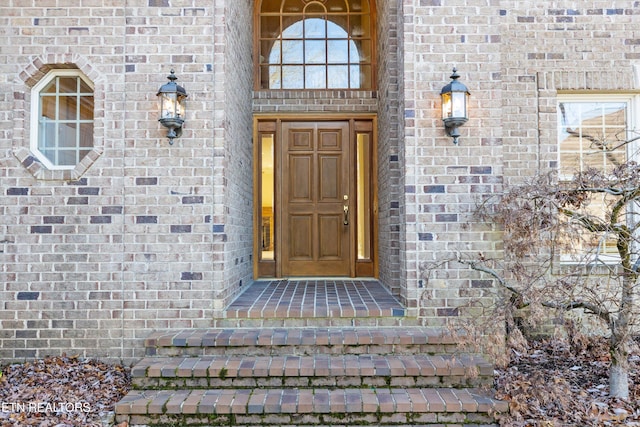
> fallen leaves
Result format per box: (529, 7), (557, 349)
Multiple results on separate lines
(0, 355), (130, 427)
(495, 337), (640, 426)
(1, 337), (639, 426)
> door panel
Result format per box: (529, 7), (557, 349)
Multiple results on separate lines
(290, 155), (312, 201)
(281, 121), (351, 276)
(290, 215), (313, 259)
(318, 214), (343, 259)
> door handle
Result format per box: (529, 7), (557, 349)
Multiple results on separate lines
(343, 204), (349, 225)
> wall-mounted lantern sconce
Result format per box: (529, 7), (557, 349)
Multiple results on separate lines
(440, 67), (470, 144)
(157, 69), (188, 144)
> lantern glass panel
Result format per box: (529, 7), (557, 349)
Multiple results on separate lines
(451, 92), (467, 119)
(161, 93), (178, 119)
(177, 95), (186, 119)
(441, 92), (452, 119)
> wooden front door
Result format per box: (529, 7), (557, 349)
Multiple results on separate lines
(255, 117), (376, 279)
(280, 121), (351, 276)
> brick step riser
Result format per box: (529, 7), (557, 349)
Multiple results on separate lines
(132, 374), (493, 390)
(148, 344), (459, 357)
(213, 317), (423, 328)
(126, 412), (499, 427)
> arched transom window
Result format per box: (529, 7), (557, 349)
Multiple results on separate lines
(257, 0), (374, 90)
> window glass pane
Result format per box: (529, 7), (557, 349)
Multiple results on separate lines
(304, 18), (326, 38)
(559, 102), (581, 128)
(355, 39), (372, 63)
(355, 64), (370, 88)
(282, 65), (304, 88)
(41, 96), (57, 120)
(268, 42), (282, 66)
(357, 133), (371, 260)
(80, 96), (94, 121)
(281, 40), (303, 63)
(39, 122), (56, 150)
(603, 103), (626, 126)
(282, 0), (303, 13)
(326, 20), (347, 38)
(565, 193), (621, 258)
(349, 14), (369, 37)
(80, 123), (93, 147)
(350, 0), (368, 12)
(57, 149), (77, 166)
(261, 40), (277, 64)
(282, 20), (303, 38)
(58, 123), (77, 148)
(261, 134), (275, 260)
(304, 3), (326, 14)
(261, 15), (281, 39)
(604, 151), (626, 172)
(305, 40), (326, 64)
(58, 77), (78, 93)
(325, 0), (348, 12)
(328, 65), (349, 88)
(42, 79), (57, 94)
(327, 40), (349, 63)
(79, 79), (92, 94)
(60, 96), (78, 120)
(582, 151), (605, 170)
(559, 151), (580, 176)
(266, 65), (280, 89)
(305, 65), (326, 89)
(41, 149), (56, 164)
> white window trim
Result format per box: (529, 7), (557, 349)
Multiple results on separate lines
(29, 69), (95, 171)
(557, 93), (640, 265)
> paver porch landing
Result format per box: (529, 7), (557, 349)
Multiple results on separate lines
(221, 279), (414, 326)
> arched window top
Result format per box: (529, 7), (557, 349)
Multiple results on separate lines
(257, 0), (375, 90)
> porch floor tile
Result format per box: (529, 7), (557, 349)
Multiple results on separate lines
(225, 279), (404, 319)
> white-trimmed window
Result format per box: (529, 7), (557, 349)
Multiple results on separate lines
(30, 69), (94, 170)
(557, 94), (639, 261)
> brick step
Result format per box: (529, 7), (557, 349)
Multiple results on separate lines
(213, 315), (422, 328)
(115, 387), (507, 426)
(144, 327), (459, 357)
(131, 354), (493, 389)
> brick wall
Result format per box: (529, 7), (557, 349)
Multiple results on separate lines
(212, 0), (254, 315)
(376, 0), (404, 300)
(403, 0), (504, 325)
(501, 0), (640, 185)
(1, 0), (638, 362)
(0, 1), (253, 362)
(1, 2), (131, 361)
(409, 0), (639, 326)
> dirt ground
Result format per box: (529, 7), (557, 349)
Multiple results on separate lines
(0, 355), (130, 426)
(494, 337), (640, 426)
